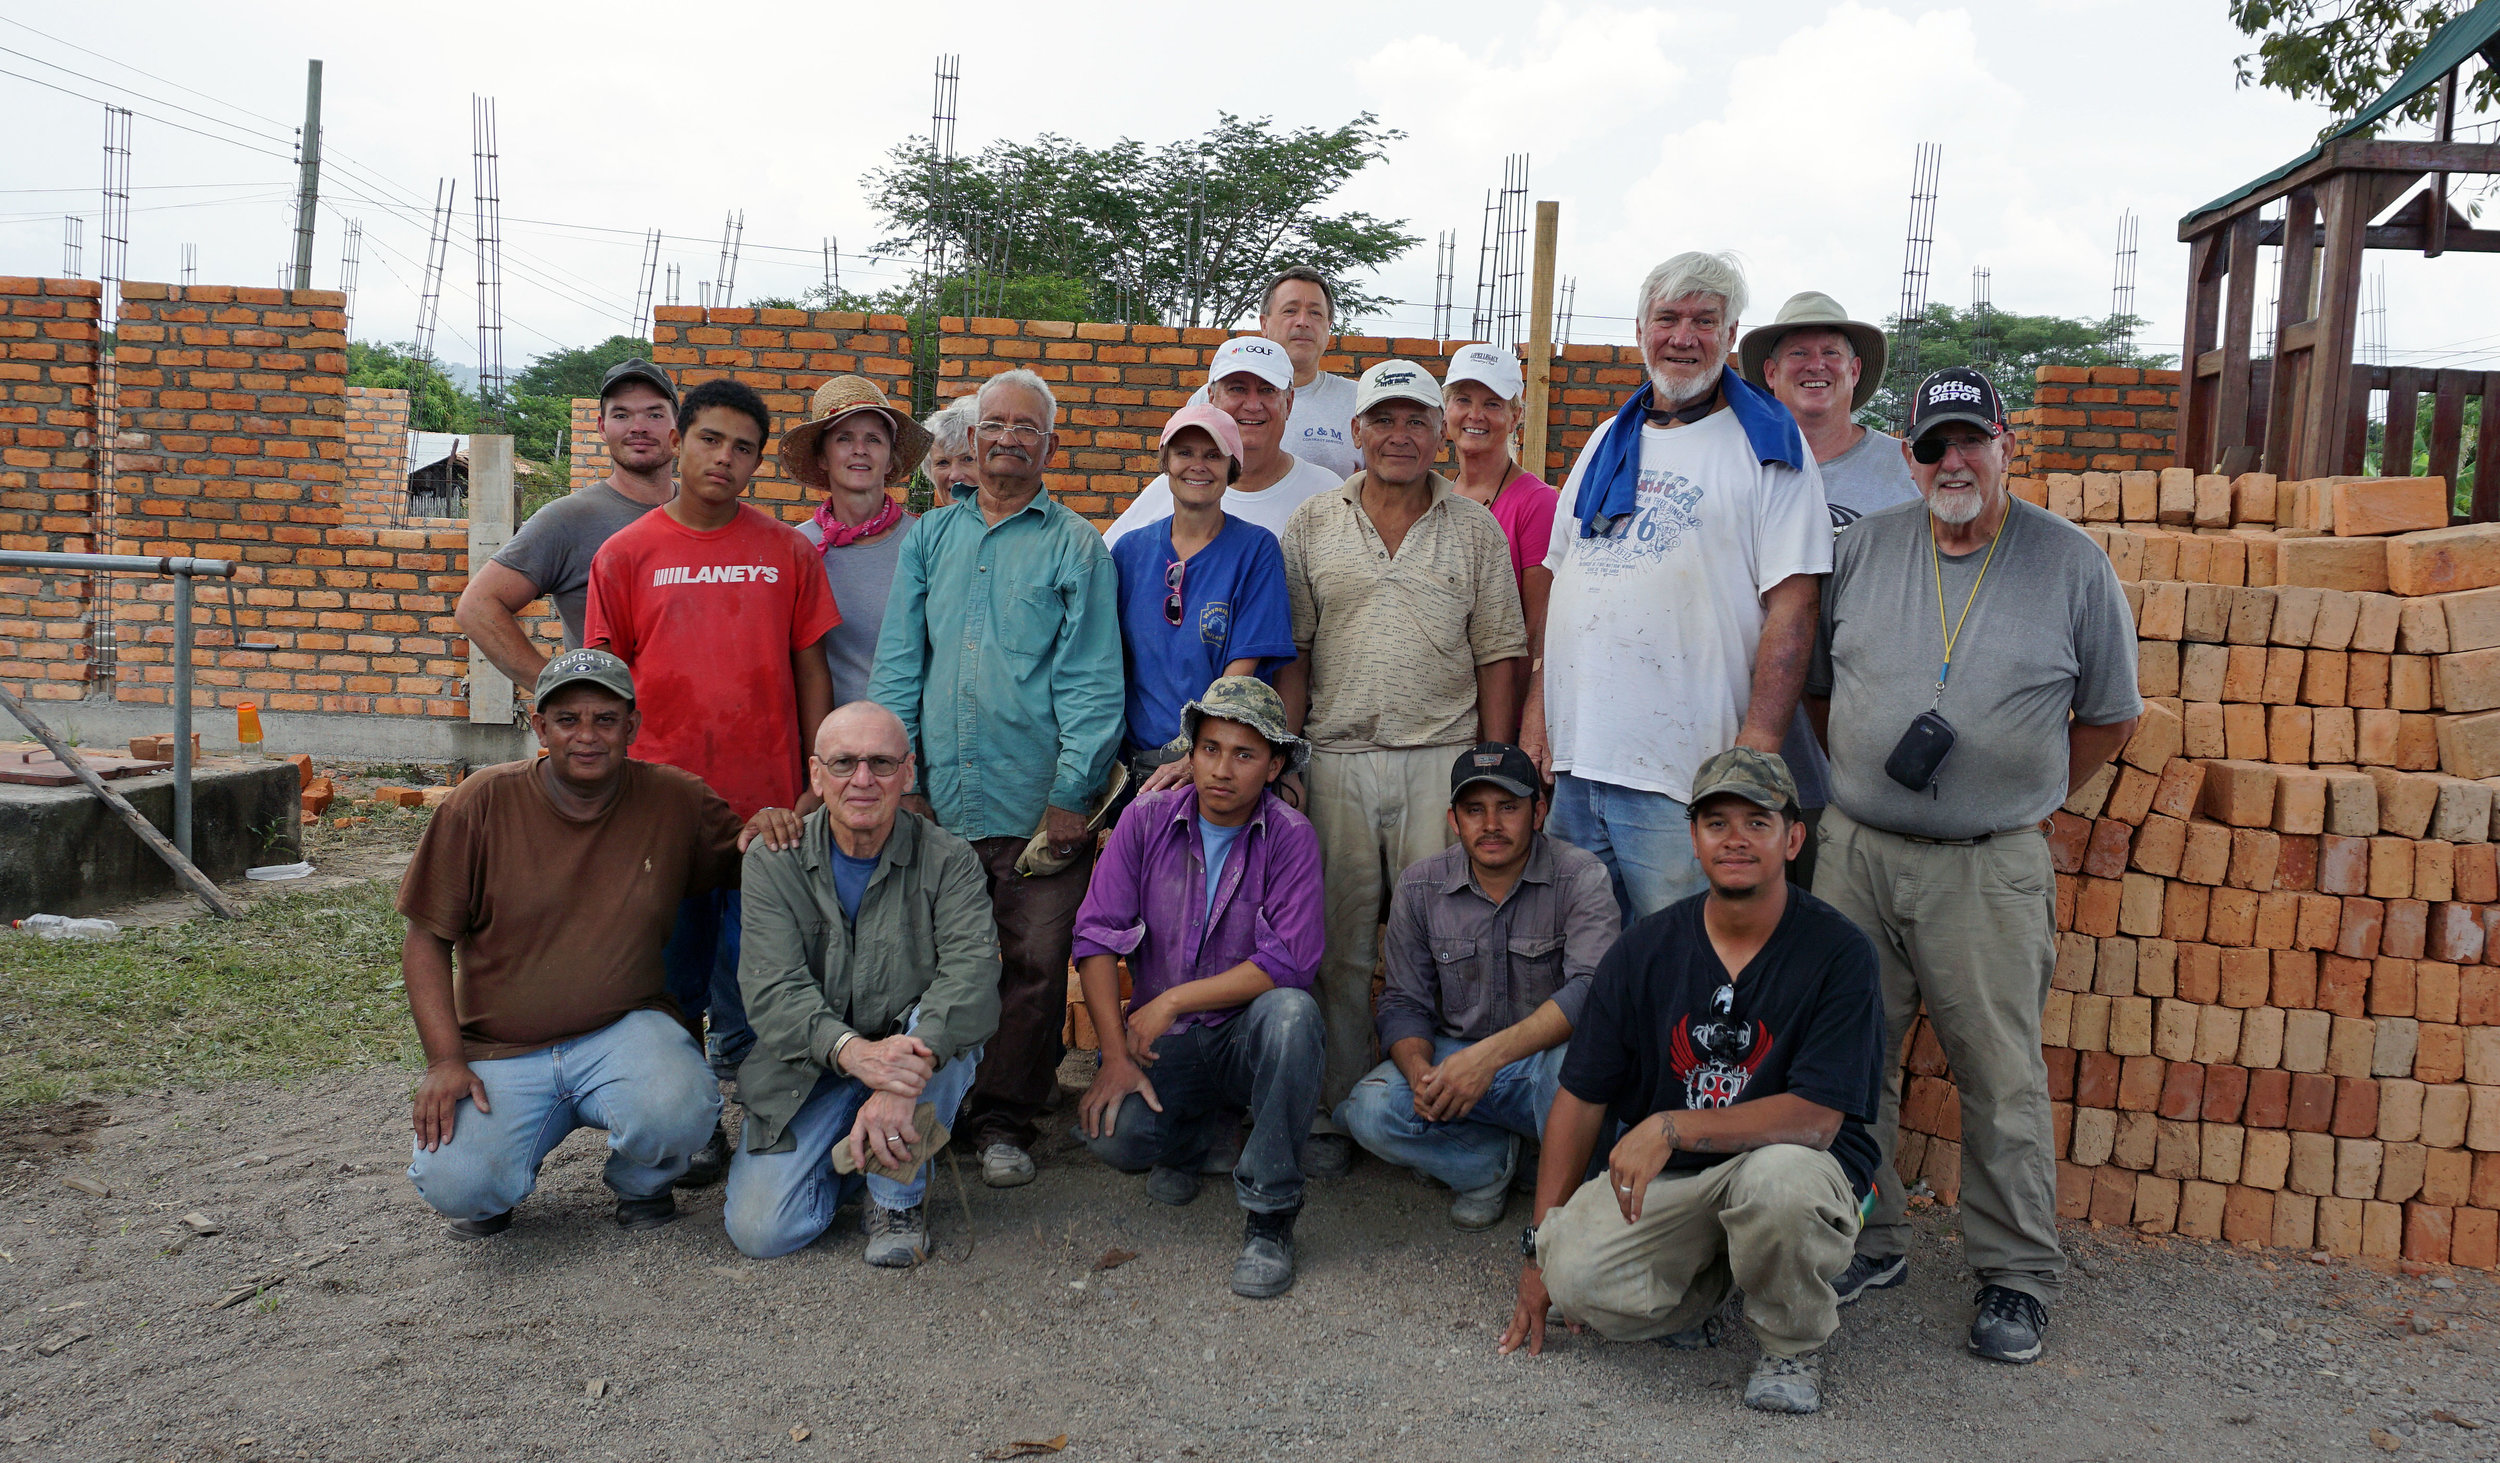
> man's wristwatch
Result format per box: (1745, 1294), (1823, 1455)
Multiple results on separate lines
(1519, 1223), (1539, 1260)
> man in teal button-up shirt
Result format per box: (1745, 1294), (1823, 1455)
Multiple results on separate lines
(869, 367), (1124, 1187)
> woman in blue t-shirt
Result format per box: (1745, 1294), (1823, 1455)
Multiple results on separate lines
(1114, 404), (1298, 801)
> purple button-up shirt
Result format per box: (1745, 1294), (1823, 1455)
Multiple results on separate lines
(1071, 785), (1324, 1030)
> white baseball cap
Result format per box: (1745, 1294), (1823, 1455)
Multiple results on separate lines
(1353, 359), (1443, 416)
(1443, 343), (1523, 400)
(1205, 336), (1296, 393)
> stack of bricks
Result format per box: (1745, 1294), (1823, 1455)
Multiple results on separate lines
(1893, 465), (2500, 1269)
(2007, 365), (2182, 477)
(0, 277), (102, 700)
(565, 397), (611, 492)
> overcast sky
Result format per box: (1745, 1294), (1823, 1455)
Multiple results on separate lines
(2, 1), (2492, 376)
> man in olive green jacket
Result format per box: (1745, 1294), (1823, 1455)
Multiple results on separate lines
(723, 702), (1001, 1267)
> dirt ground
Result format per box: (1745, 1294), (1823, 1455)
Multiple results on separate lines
(2, 1056), (2493, 1463)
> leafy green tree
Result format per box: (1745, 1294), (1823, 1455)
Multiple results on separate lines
(1856, 306), (2176, 431)
(510, 335), (655, 399)
(864, 112), (1418, 329)
(2226, 1), (2500, 128)
(346, 341), (477, 434)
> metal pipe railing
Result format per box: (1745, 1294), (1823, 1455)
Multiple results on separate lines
(0, 550), (240, 858)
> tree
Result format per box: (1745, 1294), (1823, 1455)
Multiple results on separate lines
(346, 341), (477, 434)
(863, 112), (1419, 329)
(510, 335), (655, 399)
(2226, 1), (2500, 128)
(1856, 306), (2176, 431)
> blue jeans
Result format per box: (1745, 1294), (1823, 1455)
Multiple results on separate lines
(664, 888), (752, 1079)
(1337, 1040), (1569, 1192)
(721, 1017), (984, 1259)
(1079, 987), (1323, 1215)
(1548, 772), (1706, 922)
(405, 1009), (722, 1219)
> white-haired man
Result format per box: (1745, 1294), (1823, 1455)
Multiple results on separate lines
(1520, 252), (1829, 922)
(1188, 265), (1358, 480)
(869, 367), (1125, 1190)
(1106, 335), (1344, 544)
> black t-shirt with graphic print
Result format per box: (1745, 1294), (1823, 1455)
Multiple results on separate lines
(1559, 885), (1886, 1198)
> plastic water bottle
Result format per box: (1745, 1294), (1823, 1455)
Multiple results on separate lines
(13, 915), (120, 942)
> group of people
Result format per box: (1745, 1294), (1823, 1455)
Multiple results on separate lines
(416, 254), (2141, 1415)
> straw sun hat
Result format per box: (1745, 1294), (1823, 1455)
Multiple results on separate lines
(778, 375), (934, 490)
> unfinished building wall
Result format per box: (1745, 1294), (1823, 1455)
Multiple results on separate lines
(0, 276), (102, 700)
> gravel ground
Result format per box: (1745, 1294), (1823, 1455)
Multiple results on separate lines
(1, 1062), (2492, 1463)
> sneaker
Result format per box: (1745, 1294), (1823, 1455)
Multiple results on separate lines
(1743, 1351), (1823, 1414)
(981, 1142), (1037, 1188)
(1448, 1136), (1520, 1231)
(446, 1209), (512, 1239)
(1665, 1290), (1744, 1350)
(674, 1119), (730, 1189)
(613, 1192), (679, 1232)
(1303, 1134), (1354, 1180)
(862, 1203), (928, 1268)
(1832, 1251), (1908, 1306)
(1145, 1165), (1201, 1207)
(1232, 1208), (1298, 1299)
(1968, 1284), (2048, 1364)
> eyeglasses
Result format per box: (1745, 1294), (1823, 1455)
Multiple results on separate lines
(815, 754), (906, 779)
(1163, 559), (1186, 627)
(975, 420), (1047, 444)
(1911, 428), (1999, 464)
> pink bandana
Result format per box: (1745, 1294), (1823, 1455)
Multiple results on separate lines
(812, 494), (904, 553)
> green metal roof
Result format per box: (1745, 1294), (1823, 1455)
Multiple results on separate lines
(2183, 0), (2500, 228)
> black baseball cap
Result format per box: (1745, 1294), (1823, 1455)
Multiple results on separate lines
(1904, 366), (2006, 442)
(599, 357), (678, 407)
(1450, 742), (1540, 804)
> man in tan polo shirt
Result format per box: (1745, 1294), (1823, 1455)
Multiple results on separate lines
(1277, 359), (1528, 1176)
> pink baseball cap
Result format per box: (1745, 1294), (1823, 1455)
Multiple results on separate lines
(1159, 402), (1244, 463)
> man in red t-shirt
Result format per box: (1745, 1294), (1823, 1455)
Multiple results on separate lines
(586, 377), (838, 1183)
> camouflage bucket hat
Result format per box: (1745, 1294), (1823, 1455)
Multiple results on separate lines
(1686, 746), (1798, 817)
(1179, 675), (1310, 775)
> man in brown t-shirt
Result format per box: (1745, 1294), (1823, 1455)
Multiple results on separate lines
(401, 648), (780, 1236)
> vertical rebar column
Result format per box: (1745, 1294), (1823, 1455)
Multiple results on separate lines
(172, 569), (194, 859)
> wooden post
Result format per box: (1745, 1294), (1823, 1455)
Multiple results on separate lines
(2179, 232), (2223, 472)
(0, 681), (241, 919)
(1521, 201), (1560, 480)
(466, 434), (518, 725)
(2298, 171), (2371, 479)
(2263, 187), (2319, 475)
(2216, 216), (2261, 468)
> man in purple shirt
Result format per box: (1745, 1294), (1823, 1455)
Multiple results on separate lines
(1074, 676), (1326, 1299)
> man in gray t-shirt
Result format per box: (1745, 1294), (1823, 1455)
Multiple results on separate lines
(1802, 367), (2139, 1369)
(456, 359), (678, 693)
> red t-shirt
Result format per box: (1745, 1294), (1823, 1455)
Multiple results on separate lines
(584, 503), (840, 819)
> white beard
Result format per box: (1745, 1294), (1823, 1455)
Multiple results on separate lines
(1648, 358), (1723, 407)
(1926, 484), (1988, 525)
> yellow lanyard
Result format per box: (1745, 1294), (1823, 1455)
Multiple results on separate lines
(1929, 514), (2006, 708)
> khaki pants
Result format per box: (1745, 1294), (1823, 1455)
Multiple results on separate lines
(1816, 804), (2065, 1302)
(1304, 744), (1462, 1123)
(1536, 1145), (1858, 1358)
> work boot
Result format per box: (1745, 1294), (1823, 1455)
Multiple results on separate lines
(981, 1142), (1037, 1188)
(613, 1192), (679, 1232)
(1145, 1166), (1201, 1207)
(446, 1209), (513, 1240)
(674, 1118), (731, 1189)
(1303, 1134), (1354, 1180)
(1232, 1207), (1299, 1299)
(1968, 1284), (2049, 1364)
(1665, 1290), (1744, 1350)
(862, 1203), (928, 1268)
(1743, 1351), (1823, 1414)
(1831, 1251), (1907, 1306)
(1448, 1136), (1519, 1230)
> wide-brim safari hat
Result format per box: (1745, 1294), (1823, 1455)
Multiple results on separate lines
(1739, 292), (1888, 413)
(778, 375), (933, 491)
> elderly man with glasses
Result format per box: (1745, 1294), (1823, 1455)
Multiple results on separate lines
(724, 701), (1000, 1267)
(869, 367), (1126, 1190)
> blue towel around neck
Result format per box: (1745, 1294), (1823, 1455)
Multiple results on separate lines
(1571, 371), (1807, 537)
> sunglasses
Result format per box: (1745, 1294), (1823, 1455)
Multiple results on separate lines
(1911, 427), (2001, 464)
(1164, 559), (1186, 627)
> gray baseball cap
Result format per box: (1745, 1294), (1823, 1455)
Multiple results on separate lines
(534, 647), (636, 704)
(599, 357), (678, 407)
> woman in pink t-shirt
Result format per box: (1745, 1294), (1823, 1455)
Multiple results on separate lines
(1442, 343), (1558, 595)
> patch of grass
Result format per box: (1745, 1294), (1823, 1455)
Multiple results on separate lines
(0, 882), (421, 1107)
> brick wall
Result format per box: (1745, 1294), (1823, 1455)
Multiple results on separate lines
(339, 384), (409, 527)
(0, 277), (101, 700)
(2012, 365), (2183, 476)
(566, 396), (609, 492)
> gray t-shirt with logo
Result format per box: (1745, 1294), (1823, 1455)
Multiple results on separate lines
(1818, 428), (1920, 529)
(1807, 497), (2141, 840)
(490, 481), (659, 649)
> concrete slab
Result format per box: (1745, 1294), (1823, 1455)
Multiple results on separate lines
(0, 758), (303, 920)
(26, 698), (531, 765)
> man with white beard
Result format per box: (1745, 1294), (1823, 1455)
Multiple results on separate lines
(1803, 366), (2139, 1367)
(1518, 252), (1828, 920)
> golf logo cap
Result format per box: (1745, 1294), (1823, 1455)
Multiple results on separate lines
(1354, 359), (1443, 416)
(1205, 336), (1296, 394)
